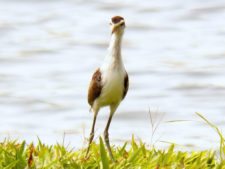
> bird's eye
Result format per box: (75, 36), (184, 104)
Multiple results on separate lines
(120, 22), (125, 27)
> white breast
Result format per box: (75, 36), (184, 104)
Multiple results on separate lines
(98, 67), (125, 107)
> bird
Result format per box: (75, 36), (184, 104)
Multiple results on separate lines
(86, 16), (129, 161)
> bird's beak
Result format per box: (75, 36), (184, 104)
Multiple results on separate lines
(111, 25), (117, 34)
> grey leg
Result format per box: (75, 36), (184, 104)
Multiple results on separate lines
(103, 105), (118, 162)
(86, 110), (98, 158)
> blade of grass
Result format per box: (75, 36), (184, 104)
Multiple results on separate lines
(196, 112), (225, 161)
(3, 160), (18, 169)
(99, 137), (109, 169)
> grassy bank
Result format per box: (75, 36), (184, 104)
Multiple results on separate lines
(1, 113), (225, 168)
(0, 137), (223, 169)
(0, 139), (221, 169)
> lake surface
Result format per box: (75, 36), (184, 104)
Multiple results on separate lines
(1, 0), (225, 150)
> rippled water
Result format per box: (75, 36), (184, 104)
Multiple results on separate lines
(1, 0), (225, 149)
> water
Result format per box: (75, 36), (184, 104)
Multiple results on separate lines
(1, 0), (225, 150)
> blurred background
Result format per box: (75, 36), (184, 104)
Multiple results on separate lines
(1, 0), (225, 150)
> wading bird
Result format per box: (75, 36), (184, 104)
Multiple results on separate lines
(86, 16), (129, 161)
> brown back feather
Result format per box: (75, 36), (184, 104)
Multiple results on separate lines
(123, 72), (129, 99)
(88, 68), (102, 106)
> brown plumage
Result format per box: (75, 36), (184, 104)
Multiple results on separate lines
(123, 72), (129, 100)
(111, 16), (124, 24)
(88, 68), (102, 106)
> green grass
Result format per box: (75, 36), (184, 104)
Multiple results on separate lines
(0, 113), (225, 169)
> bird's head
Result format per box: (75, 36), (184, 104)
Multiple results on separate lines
(110, 16), (125, 35)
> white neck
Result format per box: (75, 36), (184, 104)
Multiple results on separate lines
(103, 32), (124, 69)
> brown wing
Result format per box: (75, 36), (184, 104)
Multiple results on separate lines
(88, 68), (102, 106)
(122, 72), (129, 99)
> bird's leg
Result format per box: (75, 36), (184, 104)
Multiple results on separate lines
(103, 105), (118, 162)
(104, 113), (114, 161)
(86, 111), (98, 158)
